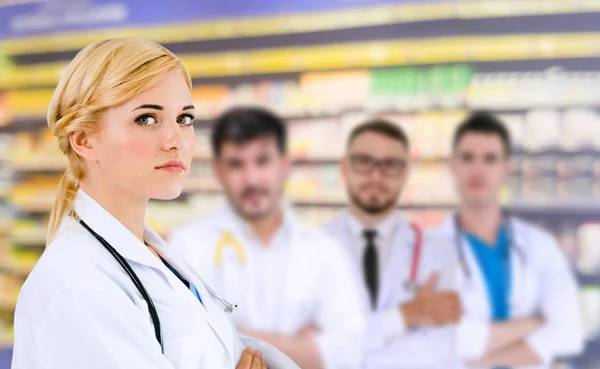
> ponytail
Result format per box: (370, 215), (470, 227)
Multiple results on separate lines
(47, 167), (80, 243)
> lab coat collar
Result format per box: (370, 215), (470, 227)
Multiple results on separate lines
(440, 212), (524, 244)
(73, 189), (167, 273)
(440, 215), (457, 240)
(73, 190), (235, 357)
(220, 201), (300, 244)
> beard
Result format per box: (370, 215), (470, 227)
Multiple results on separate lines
(349, 191), (398, 215)
(229, 186), (280, 221)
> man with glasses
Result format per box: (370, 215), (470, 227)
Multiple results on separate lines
(323, 119), (461, 368)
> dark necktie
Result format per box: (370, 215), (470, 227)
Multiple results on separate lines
(363, 229), (378, 309)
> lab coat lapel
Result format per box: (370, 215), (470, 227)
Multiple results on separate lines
(378, 220), (413, 309)
(156, 241), (236, 360)
(440, 216), (490, 319)
(508, 218), (527, 316)
(327, 213), (362, 275)
(325, 213), (371, 310)
(73, 189), (167, 273)
(74, 190), (236, 361)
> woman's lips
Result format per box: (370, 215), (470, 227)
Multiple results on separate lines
(156, 160), (185, 173)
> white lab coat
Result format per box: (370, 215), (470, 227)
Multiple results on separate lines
(169, 205), (366, 369)
(12, 190), (299, 369)
(323, 211), (457, 369)
(431, 216), (584, 369)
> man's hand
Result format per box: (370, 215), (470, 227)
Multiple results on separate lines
(237, 347), (267, 369)
(400, 272), (462, 328)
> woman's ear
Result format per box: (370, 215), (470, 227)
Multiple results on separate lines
(69, 130), (98, 162)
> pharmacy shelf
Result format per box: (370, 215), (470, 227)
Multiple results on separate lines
(0, 263), (33, 277)
(3, 0), (600, 57)
(578, 272), (600, 287)
(5, 33), (600, 89)
(0, 298), (16, 312)
(11, 229), (47, 247)
(0, 222), (12, 237)
(9, 160), (69, 173)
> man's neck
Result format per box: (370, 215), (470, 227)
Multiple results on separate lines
(248, 206), (284, 246)
(349, 204), (396, 229)
(458, 202), (503, 245)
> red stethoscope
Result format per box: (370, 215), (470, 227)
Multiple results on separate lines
(403, 223), (423, 292)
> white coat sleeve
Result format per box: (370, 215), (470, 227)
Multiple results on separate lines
(525, 233), (584, 364)
(28, 283), (176, 369)
(314, 239), (366, 369)
(238, 334), (301, 369)
(456, 316), (490, 360)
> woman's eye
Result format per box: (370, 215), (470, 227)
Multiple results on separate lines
(178, 114), (195, 126)
(135, 115), (157, 126)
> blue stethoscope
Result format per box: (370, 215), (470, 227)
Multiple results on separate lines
(453, 213), (527, 279)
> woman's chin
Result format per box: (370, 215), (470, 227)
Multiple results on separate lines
(150, 185), (184, 201)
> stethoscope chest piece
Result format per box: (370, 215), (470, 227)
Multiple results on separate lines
(403, 280), (418, 293)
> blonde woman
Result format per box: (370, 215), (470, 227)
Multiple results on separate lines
(12, 38), (298, 369)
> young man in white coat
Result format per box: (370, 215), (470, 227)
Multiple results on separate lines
(323, 119), (462, 369)
(169, 106), (365, 369)
(432, 111), (584, 368)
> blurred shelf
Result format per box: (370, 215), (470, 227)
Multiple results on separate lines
(5, 32), (600, 89)
(0, 297), (16, 311)
(11, 229), (47, 247)
(3, 0), (600, 56)
(11, 201), (53, 214)
(578, 272), (600, 287)
(10, 159), (68, 172)
(0, 221), (11, 237)
(0, 262), (34, 276)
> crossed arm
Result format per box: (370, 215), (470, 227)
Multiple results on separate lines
(238, 328), (324, 369)
(461, 235), (584, 368)
(464, 317), (544, 368)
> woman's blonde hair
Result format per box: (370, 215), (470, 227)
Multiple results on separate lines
(47, 38), (192, 242)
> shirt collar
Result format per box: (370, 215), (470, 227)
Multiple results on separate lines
(346, 209), (400, 241)
(222, 201), (299, 247)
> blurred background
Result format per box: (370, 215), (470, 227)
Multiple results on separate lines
(1, 0), (600, 368)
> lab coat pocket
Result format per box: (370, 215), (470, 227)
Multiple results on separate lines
(165, 330), (230, 369)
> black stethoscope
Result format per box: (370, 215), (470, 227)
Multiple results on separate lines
(78, 217), (237, 353)
(453, 213), (527, 279)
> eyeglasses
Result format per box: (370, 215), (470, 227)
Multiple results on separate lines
(348, 154), (407, 177)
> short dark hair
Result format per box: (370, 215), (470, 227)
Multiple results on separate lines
(211, 106), (287, 157)
(453, 111), (512, 156)
(347, 118), (409, 150)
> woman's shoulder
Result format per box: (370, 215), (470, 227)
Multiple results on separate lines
(22, 218), (113, 297)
